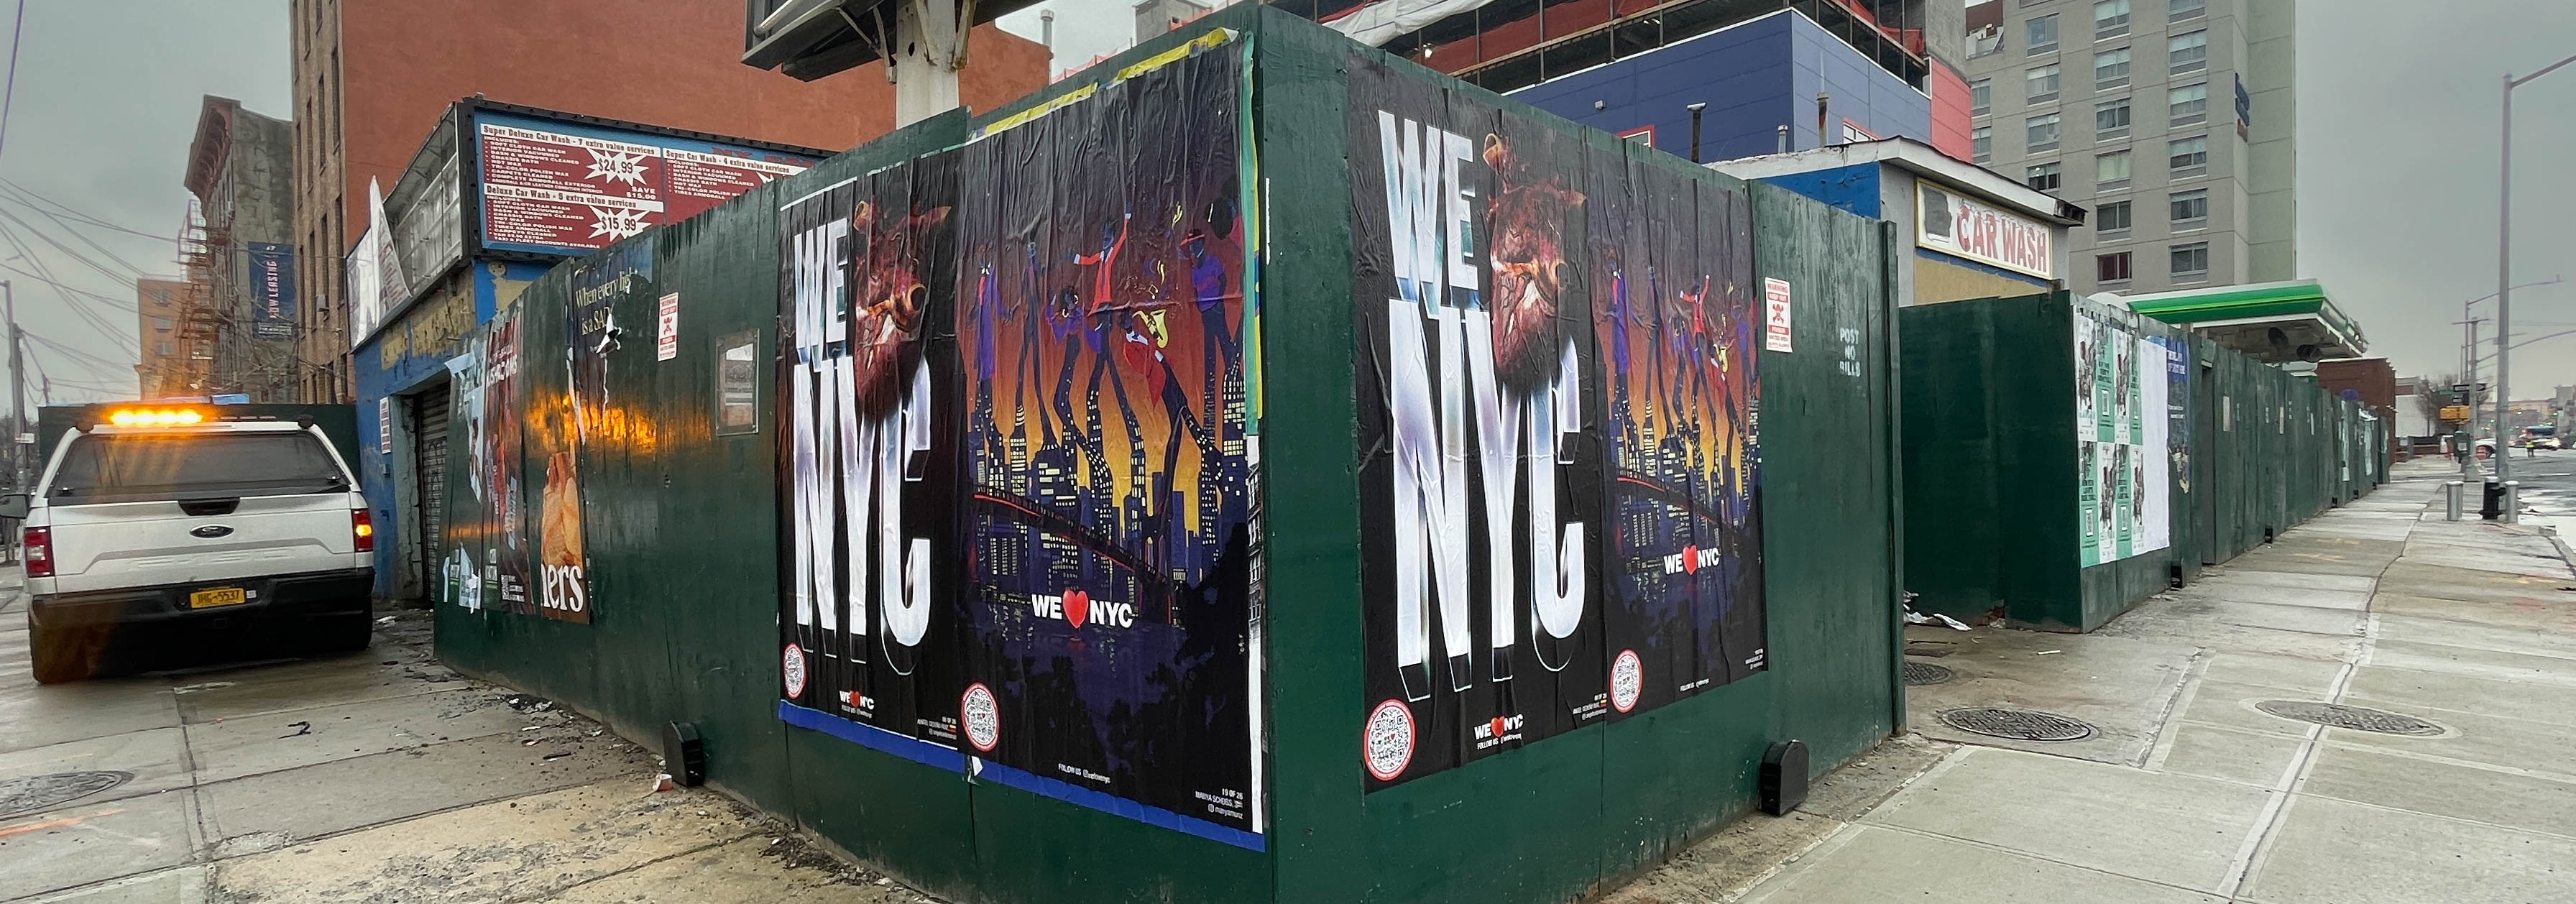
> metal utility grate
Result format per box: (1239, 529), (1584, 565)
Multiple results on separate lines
(1936, 708), (2094, 742)
(0, 771), (134, 818)
(2255, 701), (2444, 736)
(1903, 661), (1955, 686)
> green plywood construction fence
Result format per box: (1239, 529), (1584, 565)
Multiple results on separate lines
(428, 9), (1904, 904)
(1901, 291), (2379, 632)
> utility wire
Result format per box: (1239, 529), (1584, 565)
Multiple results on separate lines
(0, 0), (24, 164)
(24, 331), (132, 372)
(0, 262), (139, 310)
(0, 180), (174, 242)
(0, 219), (132, 351)
(0, 193), (158, 281)
(0, 205), (149, 286)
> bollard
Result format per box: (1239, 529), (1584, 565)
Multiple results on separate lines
(2505, 481), (2521, 524)
(2447, 480), (2465, 521)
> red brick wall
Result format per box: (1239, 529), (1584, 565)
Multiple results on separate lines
(336, 1), (1046, 246)
(2317, 358), (2398, 467)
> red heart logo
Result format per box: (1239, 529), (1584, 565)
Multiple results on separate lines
(1681, 545), (1701, 575)
(1062, 589), (1090, 629)
(1489, 716), (1506, 738)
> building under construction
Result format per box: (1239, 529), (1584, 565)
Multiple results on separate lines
(1283, 0), (1946, 94)
(178, 95), (299, 402)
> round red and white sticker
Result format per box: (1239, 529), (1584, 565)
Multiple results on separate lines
(1611, 649), (1643, 714)
(1363, 699), (1416, 781)
(960, 683), (1000, 752)
(781, 644), (807, 698)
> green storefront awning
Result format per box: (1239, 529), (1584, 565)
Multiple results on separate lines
(2117, 279), (2365, 362)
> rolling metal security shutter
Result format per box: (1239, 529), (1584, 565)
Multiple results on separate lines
(410, 385), (451, 594)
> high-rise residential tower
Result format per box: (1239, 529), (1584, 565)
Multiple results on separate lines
(1964, 0), (2294, 295)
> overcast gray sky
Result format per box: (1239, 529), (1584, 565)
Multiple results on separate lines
(0, 1), (286, 405)
(2297, 1), (2576, 400)
(5, 1), (2572, 406)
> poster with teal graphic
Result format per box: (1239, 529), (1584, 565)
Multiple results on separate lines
(2079, 441), (2099, 566)
(2076, 306), (2171, 566)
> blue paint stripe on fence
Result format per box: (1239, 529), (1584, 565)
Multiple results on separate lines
(967, 758), (1266, 852)
(776, 701), (966, 772)
(776, 701), (1264, 852)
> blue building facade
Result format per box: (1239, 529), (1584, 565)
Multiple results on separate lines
(353, 260), (551, 603)
(1509, 9), (1929, 163)
(349, 99), (824, 604)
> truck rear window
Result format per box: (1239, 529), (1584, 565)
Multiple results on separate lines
(48, 433), (346, 503)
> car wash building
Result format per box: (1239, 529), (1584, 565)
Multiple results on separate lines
(348, 98), (827, 606)
(1715, 136), (2082, 304)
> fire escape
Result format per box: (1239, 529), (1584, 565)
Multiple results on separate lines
(174, 198), (228, 399)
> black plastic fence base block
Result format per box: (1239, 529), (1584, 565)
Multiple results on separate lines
(1760, 739), (1809, 816)
(663, 721), (707, 787)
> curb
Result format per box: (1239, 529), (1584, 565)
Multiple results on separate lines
(2544, 527), (2576, 579)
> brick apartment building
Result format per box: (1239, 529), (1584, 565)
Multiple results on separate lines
(182, 96), (299, 402)
(134, 277), (188, 399)
(2317, 357), (2396, 467)
(288, 0), (1049, 402)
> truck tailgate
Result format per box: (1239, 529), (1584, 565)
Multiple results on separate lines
(46, 493), (359, 593)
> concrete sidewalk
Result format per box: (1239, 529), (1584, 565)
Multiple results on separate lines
(1614, 459), (2576, 903)
(15, 461), (2571, 904)
(0, 602), (914, 903)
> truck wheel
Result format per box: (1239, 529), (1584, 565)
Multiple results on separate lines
(29, 617), (97, 685)
(319, 607), (374, 653)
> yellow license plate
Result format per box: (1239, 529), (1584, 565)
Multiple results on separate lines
(188, 587), (247, 609)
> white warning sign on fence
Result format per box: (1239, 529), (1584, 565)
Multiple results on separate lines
(656, 292), (680, 361)
(1763, 278), (1794, 353)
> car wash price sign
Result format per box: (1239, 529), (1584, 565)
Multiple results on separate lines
(474, 110), (819, 257)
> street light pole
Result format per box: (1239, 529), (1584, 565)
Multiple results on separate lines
(2496, 52), (2576, 481)
(2458, 278), (2557, 447)
(2464, 315), (2482, 478)
(2497, 73), (2514, 479)
(4, 280), (22, 492)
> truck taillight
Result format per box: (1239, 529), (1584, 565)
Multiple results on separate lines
(23, 527), (51, 578)
(351, 509), (374, 553)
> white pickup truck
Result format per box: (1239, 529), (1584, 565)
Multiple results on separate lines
(13, 407), (374, 683)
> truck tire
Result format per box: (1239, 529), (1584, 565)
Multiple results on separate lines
(319, 606), (374, 653)
(29, 617), (98, 685)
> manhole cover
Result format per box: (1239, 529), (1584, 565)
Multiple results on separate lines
(2255, 701), (2444, 736)
(1936, 708), (2094, 742)
(0, 771), (134, 818)
(1903, 661), (1954, 686)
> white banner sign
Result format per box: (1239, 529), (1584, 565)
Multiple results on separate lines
(1916, 183), (2053, 280)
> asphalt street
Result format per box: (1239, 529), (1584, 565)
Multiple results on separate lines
(2478, 446), (2576, 532)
